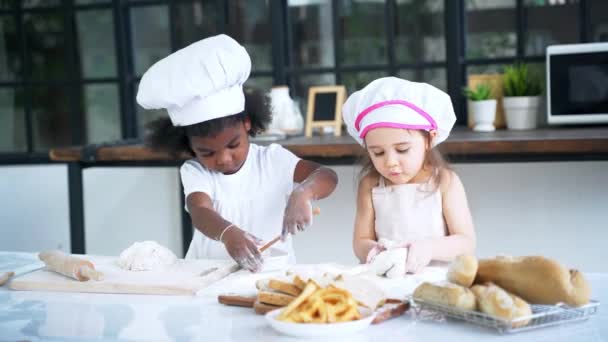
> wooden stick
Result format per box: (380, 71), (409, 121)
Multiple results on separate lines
(372, 301), (410, 324)
(218, 294), (256, 307)
(259, 207), (321, 253)
(260, 236), (281, 253)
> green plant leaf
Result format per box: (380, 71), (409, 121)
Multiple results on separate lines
(463, 83), (493, 101)
(502, 63), (543, 96)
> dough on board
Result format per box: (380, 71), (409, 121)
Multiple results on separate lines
(118, 241), (177, 271)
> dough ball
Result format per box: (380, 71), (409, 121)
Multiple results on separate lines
(118, 241), (177, 271)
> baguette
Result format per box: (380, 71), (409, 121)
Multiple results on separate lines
(257, 291), (295, 306)
(447, 255), (478, 287)
(475, 256), (591, 307)
(268, 279), (302, 297)
(413, 282), (476, 311)
(292, 275), (306, 290)
(471, 283), (532, 328)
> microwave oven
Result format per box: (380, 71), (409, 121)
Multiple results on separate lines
(546, 42), (608, 125)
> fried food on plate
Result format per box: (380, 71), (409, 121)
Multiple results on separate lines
(277, 281), (362, 324)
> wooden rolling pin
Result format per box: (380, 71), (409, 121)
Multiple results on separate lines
(38, 250), (104, 281)
(0, 272), (14, 286)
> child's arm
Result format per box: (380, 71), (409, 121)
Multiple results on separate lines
(293, 160), (338, 200)
(434, 170), (476, 259)
(353, 174), (379, 263)
(405, 171), (476, 272)
(187, 192), (263, 272)
(282, 160), (338, 239)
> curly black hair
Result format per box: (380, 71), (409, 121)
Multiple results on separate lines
(145, 87), (272, 157)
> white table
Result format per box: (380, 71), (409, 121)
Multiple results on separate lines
(0, 261), (605, 341)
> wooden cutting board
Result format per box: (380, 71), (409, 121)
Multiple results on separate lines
(9, 255), (239, 296)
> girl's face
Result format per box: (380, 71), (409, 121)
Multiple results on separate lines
(189, 119), (251, 175)
(364, 128), (435, 185)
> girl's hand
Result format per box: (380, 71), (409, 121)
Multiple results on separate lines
(365, 241), (387, 264)
(403, 240), (434, 274)
(221, 227), (263, 272)
(282, 188), (313, 240)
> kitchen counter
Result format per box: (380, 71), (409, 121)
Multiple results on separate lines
(1, 263), (606, 341)
(49, 126), (608, 164)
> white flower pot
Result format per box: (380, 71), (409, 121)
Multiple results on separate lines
(468, 99), (497, 132)
(503, 96), (541, 130)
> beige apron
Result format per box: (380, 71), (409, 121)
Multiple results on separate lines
(372, 177), (447, 245)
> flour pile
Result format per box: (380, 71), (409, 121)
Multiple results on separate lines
(118, 241), (177, 271)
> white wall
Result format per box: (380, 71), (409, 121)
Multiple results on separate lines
(455, 162), (608, 272)
(1, 161), (607, 272)
(83, 167), (182, 256)
(0, 165), (71, 252)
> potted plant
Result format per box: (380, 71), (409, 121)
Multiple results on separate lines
(463, 83), (497, 132)
(502, 63), (543, 130)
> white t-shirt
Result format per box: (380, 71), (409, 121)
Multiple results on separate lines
(180, 143), (300, 262)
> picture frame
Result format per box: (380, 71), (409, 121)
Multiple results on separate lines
(305, 85), (347, 137)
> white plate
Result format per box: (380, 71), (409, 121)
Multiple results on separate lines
(265, 307), (375, 337)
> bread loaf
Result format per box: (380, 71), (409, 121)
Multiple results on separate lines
(471, 283), (532, 327)
(257, 291), (295, 306)
(475, 256), (591, 307)
(413, 282), (476, 311)
(292, 275), (306, 290)
(447, 255), (478, 287)
(268, 279), (302, 296)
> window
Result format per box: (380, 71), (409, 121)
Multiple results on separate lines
(589, 0), (608, 42)
(395, 0), (446, 64)
(227, 0), (272, 71)
(466, 0), (516, 59)
(288, 0), (334, 68)
(524, 0), (579, 56)
(0, 0), (601, 158)
(338, 0), (387, 66)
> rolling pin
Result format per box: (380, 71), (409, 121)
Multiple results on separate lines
(0, 272), (14, 286)
(38, 250), (104, 281)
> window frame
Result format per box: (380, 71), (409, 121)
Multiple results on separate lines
(0, 0), (599, 161)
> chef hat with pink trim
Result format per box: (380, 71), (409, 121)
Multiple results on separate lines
(342, 77), (456, 147)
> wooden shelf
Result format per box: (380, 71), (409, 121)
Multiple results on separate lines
(49, 127), (608, 164)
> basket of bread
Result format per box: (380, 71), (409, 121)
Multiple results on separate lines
(411, 255), (599, 334)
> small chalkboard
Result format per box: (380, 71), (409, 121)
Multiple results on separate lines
(305, 85), (347, 137)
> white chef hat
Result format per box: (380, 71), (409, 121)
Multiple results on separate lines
(136, 34), (251, 126)
(342, 77), (456, 146)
